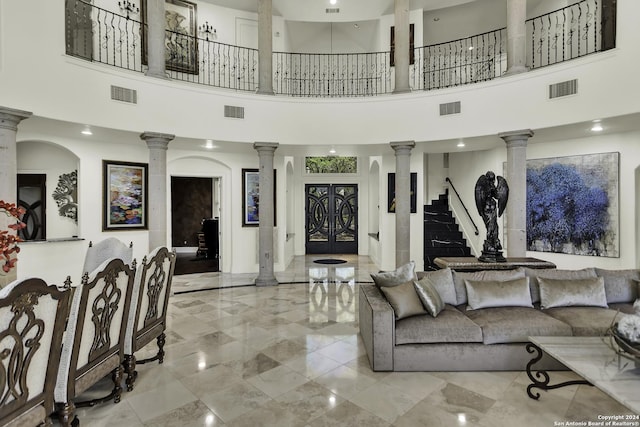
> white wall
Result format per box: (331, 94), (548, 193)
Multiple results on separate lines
(423, 0), (506, 45)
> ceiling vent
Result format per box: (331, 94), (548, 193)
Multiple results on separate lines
(224, 105), (245, 119)
(110, 85), (137, 104)
(439, 101), (461, 116)
(326, 7), (340, 13)
(549, 79), (578, 99)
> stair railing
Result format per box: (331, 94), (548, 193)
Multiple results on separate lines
(445, 177), (479, 236)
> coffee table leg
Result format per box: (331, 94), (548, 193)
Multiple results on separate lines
(526, 342), (592, 400)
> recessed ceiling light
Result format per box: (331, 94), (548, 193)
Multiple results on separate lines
(330, 0), (337, 4)
(457, 141), (465, 147)
(204, 139), (216, 149)
(590, 120), (603, 132)
(81, 126), (92, 135)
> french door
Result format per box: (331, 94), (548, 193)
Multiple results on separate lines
(305, 184), (358, 254)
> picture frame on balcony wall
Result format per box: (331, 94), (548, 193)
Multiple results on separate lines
(103, 160), (148, 231)
(141, 0), (199, 74)
(242, 169), (276, 227)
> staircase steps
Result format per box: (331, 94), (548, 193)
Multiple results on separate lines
(424, 192), (472, 270)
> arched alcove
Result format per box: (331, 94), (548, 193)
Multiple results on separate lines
(368, 158), (381, 265)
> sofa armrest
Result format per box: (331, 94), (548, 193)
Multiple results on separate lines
(358, 284), (394, 371)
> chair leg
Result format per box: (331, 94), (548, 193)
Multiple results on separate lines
(56, 401), (77, 427)
(112, 365), (124, 404)
(157, 332), (166, 364)
(123, 354), (138, 392)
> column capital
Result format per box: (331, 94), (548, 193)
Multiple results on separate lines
(140, 132), (175, 150)
(0, 107), (32, 131)
(390, 140), (415, 154)
(253, 142), (279, 153)
(499, 129), (534, 147)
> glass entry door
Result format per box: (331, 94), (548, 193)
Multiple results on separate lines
(305, 184), (358, 254)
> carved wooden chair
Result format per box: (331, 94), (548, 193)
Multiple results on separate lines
(82, 238), (133, 274)
(123, 246), (176, 391)
(0, 277), (72, 427)
(54, 258), (135, 426)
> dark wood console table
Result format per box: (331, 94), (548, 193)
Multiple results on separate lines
(434, 257), (556, 271)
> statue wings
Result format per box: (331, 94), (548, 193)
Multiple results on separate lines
(474, 173), (492, 217)
(496, 175), (509, 217)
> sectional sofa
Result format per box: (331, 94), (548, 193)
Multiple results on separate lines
(359, 263), (639, 371)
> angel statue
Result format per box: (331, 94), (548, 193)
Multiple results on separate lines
(474, 171), (509, 262)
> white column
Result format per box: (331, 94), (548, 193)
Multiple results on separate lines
(257, 0), (274, 95)
(390, 140), (415, 267)
(499, 129), (533, 257)
(0, 106), (32, 285)
(145, 0), (167, 79)
(254, 142), (279, 286)
(506, 0), (528, 75)
(393, 0), (411, 93)
(140, 132), (174, 251)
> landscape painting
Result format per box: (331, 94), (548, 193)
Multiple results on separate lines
(526, 152), (619, 257)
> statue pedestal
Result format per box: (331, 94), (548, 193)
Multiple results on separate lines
(434, 257), (556, 272)
(478, 251), (506, 263)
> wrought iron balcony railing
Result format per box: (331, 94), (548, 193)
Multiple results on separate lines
(64, 0), (612, 97)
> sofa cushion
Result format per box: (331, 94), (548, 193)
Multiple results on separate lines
(609, 302), (636, 315)
(395, 306), (483, 344)
(594, 268), (640, 303)
(452, 268), (525, 306)
(371, 261), (416, 287)
(464, 277), (533, 311)
(379, 280), (426, 320)
(464, 306), (573, 344)
(544, 307), (621, 336)
(414, 279), (445, 317)
(539, 277), (608, 309)
(525, 267), (597, 304)
(416, 268), (457, 305)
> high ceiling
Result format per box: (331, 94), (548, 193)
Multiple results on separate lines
(201, 0), (476, 22)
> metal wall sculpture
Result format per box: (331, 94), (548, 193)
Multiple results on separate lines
(53, 170), (78, 223)
(475, 171), (509, 262)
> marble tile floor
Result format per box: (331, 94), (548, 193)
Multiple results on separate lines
(62, 256), (636, 426)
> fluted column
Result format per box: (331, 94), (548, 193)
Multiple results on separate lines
(390, 141), (415, 267)
(254, 142), (278, 286)
(257, 0), (274, 95)
(0, 106), (32, 285)
(393, 0), (411, 93)
(506, 0), (528, 75)
(499, 129), (533, 257)
(145, 0), (167, 79)
(140, 132), (174, 251)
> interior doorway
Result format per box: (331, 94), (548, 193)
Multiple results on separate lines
(305, 184), (358, 254)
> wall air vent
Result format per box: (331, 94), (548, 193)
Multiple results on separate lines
(224, 105), (245, 119)
(549, 79), (578, 99)
(326, 8), (340, 13)
(439, 101), (461, 116)
(110, 85), (137, 104)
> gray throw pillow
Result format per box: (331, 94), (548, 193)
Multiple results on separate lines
(595, 268), (640, 303)
(380, 280), (427, 319)
(525, 267), (597, 304)
(452, 268), (525, 306)
(538, 277), (608, 309)
(415, 268), (456, 305)
(371, 260), (416, 287)
(414, 279), (445, 317)
(464, 277), (533, 310)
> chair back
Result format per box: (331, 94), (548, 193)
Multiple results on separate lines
(0, 278), (72, 427)
(125, 247), (176, 354)
(55, 258), (135, 402)
(82, 238), (133, 274)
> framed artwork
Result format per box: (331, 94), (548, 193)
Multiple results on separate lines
(242, 169), (276, 227)
(103, 160), (148, 230)
(142, 0), (199, 74)
(390, 23), (415, 66)
(388, 172), (417, 213)
(526, 152), (619, 257)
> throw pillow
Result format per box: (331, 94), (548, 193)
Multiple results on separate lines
(415, 268), (456, 305)
(594, 268), (640, 303)
(464, 277), (533, 310)
(538, 277), (608, 309)
(414, 279), (445, 317)
(452, 268), (525, 306)
(379, 280), (427, 320)
(525, 267), (597, 304)
(371, 260), (416, 287)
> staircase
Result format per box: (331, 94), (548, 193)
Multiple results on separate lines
(423, 191), (472, 270)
